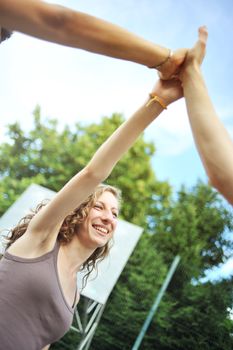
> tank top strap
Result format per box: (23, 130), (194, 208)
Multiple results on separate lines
(53, 240), (60, 255)
(52, 240), (61, 265)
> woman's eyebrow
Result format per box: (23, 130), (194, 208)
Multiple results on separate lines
(97, 200), (118, 212)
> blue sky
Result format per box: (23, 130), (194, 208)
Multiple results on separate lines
(1, 0), (233, 190)
(0, 0), (233, 277)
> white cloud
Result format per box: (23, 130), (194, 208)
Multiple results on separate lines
(200, 257), (233, 283)
(220, 258), (233, 277)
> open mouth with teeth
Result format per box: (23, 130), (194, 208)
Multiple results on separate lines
(92, 224), (109, 236)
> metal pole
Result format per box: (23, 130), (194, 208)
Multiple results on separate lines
(75, 297), (106, 350)
(132, 255), (181, 350)
(77, 297), (89, 350)
(83, 304), (106, 350)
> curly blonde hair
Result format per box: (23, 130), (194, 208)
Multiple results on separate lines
(5, 184), (121, 286)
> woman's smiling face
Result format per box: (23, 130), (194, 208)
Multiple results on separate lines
(78, 190), (119, 249)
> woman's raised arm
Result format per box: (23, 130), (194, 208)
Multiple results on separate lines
(28, 78), (183, 242)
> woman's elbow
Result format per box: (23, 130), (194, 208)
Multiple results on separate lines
(84, 165), (109, 184)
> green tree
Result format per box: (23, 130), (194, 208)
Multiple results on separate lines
(142, 184), (233, 350)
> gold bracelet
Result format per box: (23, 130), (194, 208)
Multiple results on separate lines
(149, 49), (173, 69)
(146, 93), (167, 109)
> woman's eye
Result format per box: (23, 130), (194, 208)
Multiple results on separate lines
(94, 204), (102, 210)
(113, 212), (118, 218)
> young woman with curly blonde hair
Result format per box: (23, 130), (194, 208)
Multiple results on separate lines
(0, 71), (183, 349)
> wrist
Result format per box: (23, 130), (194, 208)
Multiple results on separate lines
(150, 89), (174, 107)
(146, 93), (168, 109)
(180, 61), (201, 82)
(148, 47), (173, 70)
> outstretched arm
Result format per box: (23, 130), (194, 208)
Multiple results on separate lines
(28, 79), (182, 243)
(0, 0), (186, 78)
(180, 26), (233, 204)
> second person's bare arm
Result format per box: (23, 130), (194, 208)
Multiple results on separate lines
(181, 27), (233, 204)
(0, 0), (186, 78)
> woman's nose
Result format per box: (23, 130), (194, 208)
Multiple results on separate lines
(101, 210), (113, 222)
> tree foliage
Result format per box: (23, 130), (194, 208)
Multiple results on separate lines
(0, 108), (232, 350)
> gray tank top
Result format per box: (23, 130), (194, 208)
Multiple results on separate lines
(0, 241), (76, 350)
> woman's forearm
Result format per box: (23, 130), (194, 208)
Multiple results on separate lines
(87, 99), (164, 180)
(182, 64), (233, 203)
(87, 78), (182, 181)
